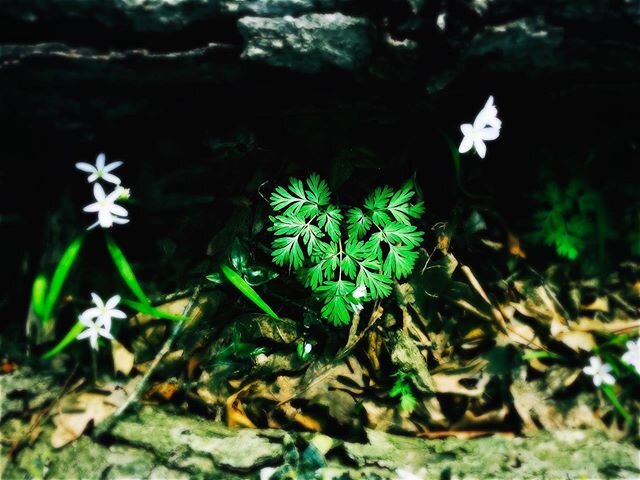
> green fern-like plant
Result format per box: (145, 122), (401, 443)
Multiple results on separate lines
(389, 370), (417, 413)
(268, 174), (425, 326)
(530, 179), (609, 262)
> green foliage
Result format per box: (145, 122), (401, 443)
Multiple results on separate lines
(530, 179), (609, 263)
(217, 264), (280, 319)
(106, 233), (150, 305)
(42, 321), (85, 359)
(30, 274), (48, 319)
(40, 234), (85, 324)
(389, 371), (417, 413)
(268, 174), (424, 326)
(121, 298), (188, 322)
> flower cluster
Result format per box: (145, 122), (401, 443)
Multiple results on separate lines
(76, 293), (126, 350)
(74, 153), (132, 351)
(76, 153), (130, 229)
(582, 338), (640, 387)
(458, 96), (502, 159)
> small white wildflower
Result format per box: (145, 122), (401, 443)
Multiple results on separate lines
(622, 338), (640, 374)
(582, 356), (615, 387)
(436, 12), (446, 31)
(80, 293), (126, 331)
(304, 342), (312, 355)
(83, 183), (129, 229)
(75, 153), (123, 185)
(459, 95), (502, 159)
(76, 314), (114, 351)
(353, 284), (367, 299)
(396, 467), (426, 480)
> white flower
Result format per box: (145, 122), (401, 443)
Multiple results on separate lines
(622, 338), (640, 374)
(83, 183), (129, 229)
(76, 314), (114, 351)
(582, 356), (615, 387)
(396, 467), (426, 480)
(80, 293), (126, 331)
(304, 342), (312, 355)
(459, 95), (502, 159)
(75, 153), (123, 185)
(353, 284), (367, 299)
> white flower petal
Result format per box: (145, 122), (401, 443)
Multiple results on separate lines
(89, 334), (99, 350)
(583, 366), (596, 376)
(83, 203), (100, 213)
(102, 161), (123, 173)
(87, 173), (99, 183)
(460, 123), (474, 137)
(111, 216), (130, 225)
(75, 162), (96, 173)
(474, 138), (487, 158)
(593, 375), (602, 387)
(96, 153), (106, 170)
(102, 173), (121, 185)
(110, 309), (127, 319)
(477, 127), (500, 141)
(99, 328), (114, 340)
(91, 293), (104, 309)
(105, 295), (121, 309)
(81, 307), (101, 321)
(76, 329), (92, 340)
(602, 373), (616, 385)
(93, 183), (106, 202)
(108, 204), (128, 218)
(98, 314), (112, 331)
(459, 136), (473, 154)
(98, 209), (114, 228)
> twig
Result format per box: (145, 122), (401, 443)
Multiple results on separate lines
(460, 264), (509, 333)
(93, 283), (204, 437)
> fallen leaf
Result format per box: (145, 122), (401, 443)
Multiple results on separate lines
(51, 393), (115, 448)
(112, 340), (134, 376)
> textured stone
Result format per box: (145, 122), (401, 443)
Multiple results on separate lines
(220, 0), (350, 16)
(237, 13), (373, 72)
(0, 0), (222, 32)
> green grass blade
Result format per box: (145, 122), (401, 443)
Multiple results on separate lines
(220, 264), (280, 319)
(601, 384), (633, 425)
(42, 321), (85, 359)
(42, 235), (85, 324)
(121, 298), (188, 322)
(31, 274), (49, 318)
(105, 233), (150, 305)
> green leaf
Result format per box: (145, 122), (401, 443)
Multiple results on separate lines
(42, 321), (85, 359)
(364, 186), (394, 226)
(387, 181), (425, 224)
(382, 222), (424, 247)
(384, 244), (419, 279)
(357, 265), (393, 299)
(346, 208), (372, 239)
(106, 233), (150, 305)
(221, 264), (280, 319)
(601, 384), (633, 425)
(317, 205), (343, 242)
(42, 234), (85, 324)
(317, 279), (354, 326)
(305, 173), (331, 207)
(271, 236), (305, 270)
(121, 298), (187, 322)
(31, 274), (48, 319)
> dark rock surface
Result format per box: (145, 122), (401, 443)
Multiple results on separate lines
(2, 405), (639, 479)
